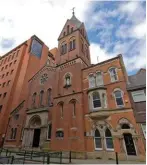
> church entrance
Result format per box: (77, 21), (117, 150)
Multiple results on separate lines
(124, 133), (136, 155)
(32, 129), (41, 147)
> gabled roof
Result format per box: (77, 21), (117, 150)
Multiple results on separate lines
(58, 14), (82, 40)
(69, 15), (82, 29)
(127, 69), (146, 90)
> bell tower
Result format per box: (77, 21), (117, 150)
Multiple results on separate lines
(56, 10), (91, 66)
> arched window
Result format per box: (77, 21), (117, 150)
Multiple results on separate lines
(47, 89), (52, 106)
(109, 68), (118, 82)
(85, 45), (89, 59)
(71, 100), (76, 117)
(64, 73), (71, 87)
(61, 42), (67, 55)
(59, 102), (64, 118)
(10, 128), (14, 139)
(67, 25), (69, 34)
(114, 90), (124, 107)
(13, 128), (17, 139)
(102, 93), (107, 108)
(47, 123), (52, 140)
(94, 129), (102, 150)
(69, 39), (76, 51)
(105, 128), (114, 150)
(81, 39), (84, 52)
(56, 130), (64, 138)
(122, 124), (130, 129)
(40, 90), (44, 106)
(32, 92), (37, 107)
(96, 72), (103, 86)
(93, 92), (101, 108)
(10, 128), (17, 139)
(89, 74), (95, 88)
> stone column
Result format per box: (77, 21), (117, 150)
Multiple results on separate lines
(133, 137), (139, 155)
(22, 129), (30, 148)
(39, 126), (47, 148)
(29, 129), (34, 147)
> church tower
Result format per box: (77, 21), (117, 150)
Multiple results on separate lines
(51, 11), (90, 151)
(56, 10), (91, 66)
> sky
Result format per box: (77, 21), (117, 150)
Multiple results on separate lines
(0, 0), (146, 75)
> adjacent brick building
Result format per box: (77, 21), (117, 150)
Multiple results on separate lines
(127, 69), (146, 147)
(0, 13), (145, 161)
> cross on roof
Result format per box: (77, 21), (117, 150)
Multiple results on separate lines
(72, 7), (75, 16)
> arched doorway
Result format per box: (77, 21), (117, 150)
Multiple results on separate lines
(29, 116), (41, 148)
(123, 133), (136, 156)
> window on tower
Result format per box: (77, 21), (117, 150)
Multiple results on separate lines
(61, 43), (67, 55)
(85, 45), (89, 59)
(69, 39), (76, 51)
(64, 73), (72, 88)
(67, 25), (69, 34)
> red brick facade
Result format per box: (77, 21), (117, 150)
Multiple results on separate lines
(0, 14), (145, 161)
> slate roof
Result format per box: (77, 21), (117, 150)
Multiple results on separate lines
(69, 15), (82, 29)
(127, 68), (146, 90)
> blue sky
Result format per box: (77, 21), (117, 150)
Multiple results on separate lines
(0, 0), (146, 75)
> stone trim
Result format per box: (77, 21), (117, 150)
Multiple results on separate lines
(26, 107), (49, 114)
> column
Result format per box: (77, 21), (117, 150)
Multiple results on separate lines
(39, 127), (47, 148)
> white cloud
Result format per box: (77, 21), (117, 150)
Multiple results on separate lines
(132, 21), (146, 38)
(0, 0), (91, 55)
(0, 1), (146, 74)
(90, 43), (114, 64)
(120, 1), (138, 14)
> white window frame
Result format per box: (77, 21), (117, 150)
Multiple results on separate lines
(92, 92), (102, 109)
(94, 129), (102, 150)
(141, 124), (146, 139)
(114, 90), (125, 108)
(102, 93), (107, 108)
(131, 90), (146, 102)
(105, 129), (114, 151)
(88, 73), (96, 88)
(96, 71), (103, 86)
(47, 123), (52, 140)
(109, 68), (118, 82)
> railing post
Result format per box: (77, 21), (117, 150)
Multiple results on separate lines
(69, 151), (71, 163)
(43, 152), (45, 164)
(10, 156), (14, 164)
(47, 154), (50, 164)
(0, 148), (2, 156)
(23, 151), (26, 164)
(115, 152), (119, 165)
(6, 149), (8, 156)
(31, 150), (33, 159)
(60, 151), (62, 164)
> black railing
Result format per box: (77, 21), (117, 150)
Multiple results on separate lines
(0, 148), (120, 164)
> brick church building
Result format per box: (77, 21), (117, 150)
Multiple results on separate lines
(0, 12), (145, 161)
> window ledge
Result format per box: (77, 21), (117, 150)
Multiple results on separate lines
(106, 149), (114, 151)
(95, 148), (103, 151)
(56, 137), (64, 140)
(63, 84), (71, 88)
(6, 139), (16, 142)
(87, 86), (107, 94)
